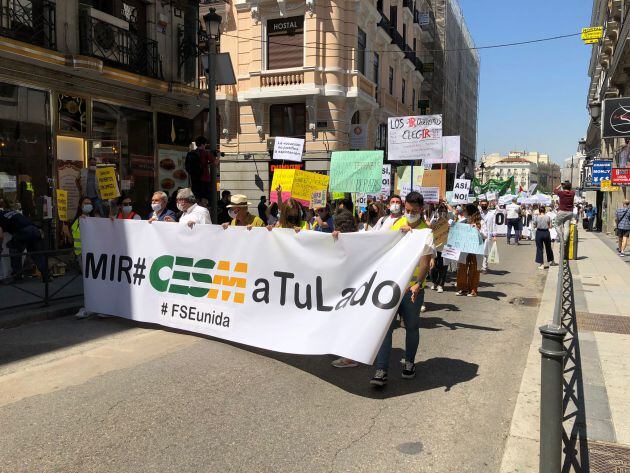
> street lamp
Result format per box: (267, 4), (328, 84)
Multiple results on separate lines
(479, 161), (486, 184)
(589, 102), (601, 125)
(204, 8), (222, 223)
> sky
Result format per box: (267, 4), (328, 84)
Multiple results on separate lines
(458, 0), (594, 164)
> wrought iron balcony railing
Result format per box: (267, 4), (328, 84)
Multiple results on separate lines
(79, 7), (162, 79)
(0, 0), (56, 49)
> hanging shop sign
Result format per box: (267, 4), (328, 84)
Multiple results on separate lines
(603, 98), (630, 138)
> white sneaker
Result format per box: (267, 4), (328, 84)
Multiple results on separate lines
(538, 264), (546, 270)
(436, 285), (444, 293)
(431, 284), (437, 291)
(75, 307), (91, 319)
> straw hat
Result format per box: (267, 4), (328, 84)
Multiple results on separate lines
(226, 194), (251, 208)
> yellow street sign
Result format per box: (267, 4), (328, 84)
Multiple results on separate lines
(581, 26), (603, 40)
(583, 38), (599, 45)
(600, 179), (620, 192)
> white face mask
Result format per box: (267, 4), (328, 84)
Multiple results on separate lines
(405, 212), (421, 224)
(177, 203), (185, 212)
(122, 205), (133, 214)
(228, 209), (237, 219)
(82, 204), (93, 214)
(151, 202), (162, 212)
(390, 203), (401, 214)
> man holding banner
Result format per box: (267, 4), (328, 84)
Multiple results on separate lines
(371, 191), (435, 387)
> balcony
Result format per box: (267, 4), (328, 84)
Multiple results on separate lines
(413, 57), (424, 74)
(260, 71), (304, 87)
(377, 12), (392, 39)
(78, 6), (161, 79)
(0, 0), (56, 49)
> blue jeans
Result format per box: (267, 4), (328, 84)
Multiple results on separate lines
(375, 289), (424, 371)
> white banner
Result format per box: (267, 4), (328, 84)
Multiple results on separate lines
(387, 115), (443, 161)
(273, 137), (304, 162)
(81, 220), (432, 364)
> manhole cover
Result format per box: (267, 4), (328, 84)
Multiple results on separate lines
(509, 297), (541, 307)
(588, 441), (630, 472)
(577, 312), (630, 335)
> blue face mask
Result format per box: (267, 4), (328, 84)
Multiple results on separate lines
(82, 204), (93, 214)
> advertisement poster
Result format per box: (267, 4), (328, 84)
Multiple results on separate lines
(387, 115), (443, 161)
(592, 160), (612, 186)
(158, 147), (189, 196)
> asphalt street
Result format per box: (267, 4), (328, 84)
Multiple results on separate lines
(0, 239), (547, 473)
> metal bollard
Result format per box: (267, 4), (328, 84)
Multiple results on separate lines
(539, 323), (567, 473)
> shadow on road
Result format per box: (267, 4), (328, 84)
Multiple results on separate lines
(475, 290), (507, 300)
(420, 316), (501, 332)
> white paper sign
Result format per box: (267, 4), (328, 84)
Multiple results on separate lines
(452, 178), (471, 204)
(273, 137), (305, 162)
(381, 164), (392, 197)
(81, 219), (433, 365)
(486, 192), (497, 201)
(417, 187), (440, 204)
(349, 124), (368, 150)
(387, 115), (443, 161)
(441, 244), (461, 261)
(427, 136), (461, 166)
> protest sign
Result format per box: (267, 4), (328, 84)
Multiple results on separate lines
(452, 178), (471, 204)
(425, 135), (460, 166)
(445, 191), (454, 204)
(381, 164), (392, 197)
(56, 189), (68, 221)
(332, 192), (346, 200)
(400, 183), (412, 200)
(273, 137), (304, 162)
(329, 151), (382, 193)
(421, 169), (446, 199)
(486, 192), (497, 202)
(441, 244), (461, 262)
(396, 165), (425, 190)
(95, 165), (120, 200)
(431, 217), (449, 248)
(387, 115), (443, 161)
(356, 193), (368, 211)
(416, 187), (440, 204)
(447, 222), (485, 255)
(311, 190), (327, 208)
(270, 169), (329, 206)
(498, 194), (515, 205)
(81, 219), (432, 365)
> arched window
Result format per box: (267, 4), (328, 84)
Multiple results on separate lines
(351, 111), (360, 124)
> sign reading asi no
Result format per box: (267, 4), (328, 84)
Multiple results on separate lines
(452, 178), (471, 204)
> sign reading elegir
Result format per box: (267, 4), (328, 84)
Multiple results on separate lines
(81, 219), (432, 365)
(273, 137), (305, 162)
(387, 115), (443, 161)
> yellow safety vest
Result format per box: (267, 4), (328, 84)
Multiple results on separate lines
(391, 217), (430, 288)
(71, 220), (81, 256)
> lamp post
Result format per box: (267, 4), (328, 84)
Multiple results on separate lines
(204, 8), (221, 223)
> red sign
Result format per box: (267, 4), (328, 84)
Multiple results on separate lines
(612, 168), (630, 185)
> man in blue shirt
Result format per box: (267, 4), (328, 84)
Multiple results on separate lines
(312, 204), (334, 233)
(585, 204), (596, 232)
(148, 191), (177, 222)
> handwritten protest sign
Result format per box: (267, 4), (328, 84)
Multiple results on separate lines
(387, 115), (443, 161)
(447, 222), (485, 255)
(416, 187), (440, 204)
(432, 217), (449, 248)
(270, 169), (329, 206)
(273, 137), (304, 162)
(329, 151), (382, 193)
(396, 165), (425, 191)
(56, 189), (68, 221)
(486, 192), (497, 201)
(381, 165), (392, 197)
(441, 244), (461, 262)
(452, 178), (471, 204)
(95, 165), (120, 200)
(311, 190), (327, 208)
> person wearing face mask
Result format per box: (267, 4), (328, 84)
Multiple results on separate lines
(478, 199), (496, 273)
(373, 195), (404, 231)
(176, 188), (211, 229)
(429, 201), (451, 292)
(71, 197), (98, 319)
(148, 191), (177, 222)
(312, 204), (334, 233)
(456, 204), (486, 297)
(270, 197), (310, 232)
(221, 194), (265, 229)
(361, 202), (385, 231)
(116, 196), (142, 220)
(77, 158), (106, 217)
(370, 191), (435, 387)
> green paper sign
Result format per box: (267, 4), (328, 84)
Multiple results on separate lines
(329, 151), (383, 193)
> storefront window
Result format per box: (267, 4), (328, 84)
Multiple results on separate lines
(0, 82), (52, 221)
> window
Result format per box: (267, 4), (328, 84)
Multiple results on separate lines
(388, 67), (394, 95)
(390, 6), (397, 29)
(357, 28), (367, 75)
(267, 16), (304, 70)
(373, 53), (380, 86)
(351, 111), (360, 124)
(412, 89), (416, 111)
(402, 24), (407, 45)
(401, 79), (406, 104)
(270, 104), (306, 138)
(413, 37), (416, 54)
(376, 123), (387, 150)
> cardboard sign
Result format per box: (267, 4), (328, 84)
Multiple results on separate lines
(329, 151), (383, 193)
(387, 115), (443, 161)
(432, 217), (449, 248)
(95, 165), (120, 200)
(452, 178), (471, 204)
(56, 189), (68, 222)
(447, 222), (485, 255)
(421, 169), (446, 199)
(273, 137), (304, 162)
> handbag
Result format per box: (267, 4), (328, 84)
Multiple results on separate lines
(487, 241), (500, 264)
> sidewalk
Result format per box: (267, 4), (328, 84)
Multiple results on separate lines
(500, 230), (630, 472)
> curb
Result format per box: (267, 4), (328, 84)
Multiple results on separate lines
(0, 298), (83, 330)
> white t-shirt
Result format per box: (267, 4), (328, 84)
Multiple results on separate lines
(506, 203), (521, 219)
(179, 203), (211, 226)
